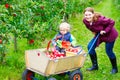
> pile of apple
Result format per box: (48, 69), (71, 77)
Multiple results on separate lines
(45, 47), (80, 59)
(45, 48), (65, 59)
(66, 47), (79, 53)
(61, 41), (80, 53)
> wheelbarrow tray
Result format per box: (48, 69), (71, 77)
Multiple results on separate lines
(25, 48), (86, 76)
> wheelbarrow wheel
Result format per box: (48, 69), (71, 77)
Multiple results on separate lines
(69, 70), (83, 80)
(22, 69), (35, 80)
(48, 77), (56, 80)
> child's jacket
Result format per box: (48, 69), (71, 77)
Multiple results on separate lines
(52, 32), (76, 48)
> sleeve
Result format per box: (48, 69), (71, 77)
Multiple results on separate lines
(52, 34), (57, 46)
(101, 16), (115, 33)
(52, 34), (62, 48)
(70, 34), (77, 46)
(83, 19), (92, 31)
(83, 19), (88, 28)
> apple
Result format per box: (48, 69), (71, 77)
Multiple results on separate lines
(0, 39), (2, 44)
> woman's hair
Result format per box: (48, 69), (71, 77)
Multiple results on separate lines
(83, 7), (94, 14)
(84, 7), (102, 22)
(59, 22), (71, 31)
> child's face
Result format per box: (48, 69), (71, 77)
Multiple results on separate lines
(60, 28), (67, 35)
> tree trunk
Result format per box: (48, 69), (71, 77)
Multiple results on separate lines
(14, 35), (17, 52)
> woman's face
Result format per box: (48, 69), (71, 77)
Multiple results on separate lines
(84, 11), (94, 22)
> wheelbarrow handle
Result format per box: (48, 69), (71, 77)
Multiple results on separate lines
(47, 36), (62, 51)
(46, 40), (57, 52)
(46, 40), (52, 51)
(88, 33), (100, 53)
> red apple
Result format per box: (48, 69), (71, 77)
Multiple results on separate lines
(0, 39), (2, 44)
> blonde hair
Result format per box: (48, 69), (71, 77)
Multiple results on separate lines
(59, 22), (71, 31)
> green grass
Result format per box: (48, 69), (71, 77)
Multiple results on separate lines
(0, 0), (120, 80)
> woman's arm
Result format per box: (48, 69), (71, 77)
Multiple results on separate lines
(101, 16), (115, 33)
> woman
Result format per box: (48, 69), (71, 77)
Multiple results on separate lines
(83, 7), (118, 74)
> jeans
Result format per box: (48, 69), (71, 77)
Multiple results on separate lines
(55, 46), (65, 53)
(87, 38), (116, 59)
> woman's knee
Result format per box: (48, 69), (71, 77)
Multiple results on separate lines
(106, 50), (116, 59)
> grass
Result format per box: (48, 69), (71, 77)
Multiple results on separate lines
(0, 0), (120, 80)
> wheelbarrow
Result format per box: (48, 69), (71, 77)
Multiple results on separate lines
(22, 40), (87, 80)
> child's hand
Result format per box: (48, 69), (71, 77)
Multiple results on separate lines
(54, 43), (57, 47)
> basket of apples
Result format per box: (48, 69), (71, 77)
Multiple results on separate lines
(45, 40), (82, 59)
(45, 40), (66, 60)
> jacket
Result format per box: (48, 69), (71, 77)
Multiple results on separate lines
(83, 16), (118, 46)
(52, 32), (76, 48)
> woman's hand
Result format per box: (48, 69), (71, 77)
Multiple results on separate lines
(100, 30), (106, 35)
